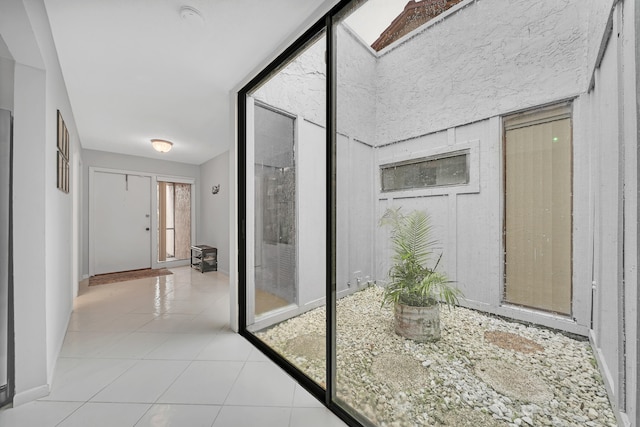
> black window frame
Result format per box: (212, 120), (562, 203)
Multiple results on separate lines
(237, 1), (371, 426)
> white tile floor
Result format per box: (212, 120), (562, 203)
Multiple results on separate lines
(0, 267), (347, 427)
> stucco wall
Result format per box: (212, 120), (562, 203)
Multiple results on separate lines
(375, 0), (590, 145)
(586, 0), (617, 75)
(254, 25), (378, 144)
(336, 25), (377, 144)
(252, 35), (327, 128)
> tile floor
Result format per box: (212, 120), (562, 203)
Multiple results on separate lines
(0, 267), (347, 427)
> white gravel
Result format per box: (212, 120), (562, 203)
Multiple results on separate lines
(256, 285), (617, 427)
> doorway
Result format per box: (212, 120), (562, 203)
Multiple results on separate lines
(157, 181), (191, 262)
(503, 104), (573, 315)
(91, 171), (152, 275)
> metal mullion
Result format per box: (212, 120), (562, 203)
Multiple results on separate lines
(325, 11), (336, 409)
(237, 91), (247, 332)
(324, 6), (372, 427)
(237, 2), (368, 426)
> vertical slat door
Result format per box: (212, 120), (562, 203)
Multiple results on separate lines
(504, 117), (572, 315)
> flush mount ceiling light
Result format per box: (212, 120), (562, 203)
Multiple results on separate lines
(151, 139), (173, 153)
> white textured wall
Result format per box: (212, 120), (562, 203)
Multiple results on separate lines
(336, 25), (377, 144)
(199, 151), (230, 274)
(253, 36), (327, 128)
(586, 0), (617, 74)
(254, 25), (378, 143)
(375, 0), (590, 145)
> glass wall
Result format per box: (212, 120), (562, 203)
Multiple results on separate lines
(240, 1), (622, 426)
(244, 31), (327, 388)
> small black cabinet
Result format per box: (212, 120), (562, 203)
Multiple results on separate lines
(190, 245), (217, 273)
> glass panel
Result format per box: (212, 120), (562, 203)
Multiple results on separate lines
(381, 153), (469, 192)
(174, 183), (191, 260)
(254, 105), (296, 310)
(245, 31), (327, 388)
(165, 229), (175, 258)
(157, 182), (167, 262)
(333, 3), (388, 423)
(166, 184), (175, 259)
(158, 182), (191, 262)
(331, 2), (614, 426)
(239, 1), (620, 425)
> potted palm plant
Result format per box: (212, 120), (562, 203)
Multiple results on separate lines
(380, 208), (462, 342)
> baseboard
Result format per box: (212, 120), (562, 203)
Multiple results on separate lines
(12, 384), (50, 406)
(81, 274), (89, 280)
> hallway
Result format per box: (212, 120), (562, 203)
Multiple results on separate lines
(0, 267), (345, 426)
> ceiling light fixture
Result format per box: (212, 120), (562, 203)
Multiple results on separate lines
(179, 5), (204, 22)
(151, 139), (173, 153)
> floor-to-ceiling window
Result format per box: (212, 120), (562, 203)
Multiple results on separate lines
(242, 30), (328, 390)
(240, 1), (623, 426)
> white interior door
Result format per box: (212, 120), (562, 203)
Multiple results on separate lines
(93, 171), (151, 275)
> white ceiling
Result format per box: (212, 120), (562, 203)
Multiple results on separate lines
(44, 0), (335, 165)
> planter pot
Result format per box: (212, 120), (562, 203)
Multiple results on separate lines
(394, 302), (440, 342)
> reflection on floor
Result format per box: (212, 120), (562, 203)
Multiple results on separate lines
(0, 266), (345, 427)
(255, 288), (291, 315)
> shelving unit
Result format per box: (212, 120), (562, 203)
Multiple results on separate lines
(190, 245), (217, 273)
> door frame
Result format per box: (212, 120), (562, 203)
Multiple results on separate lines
(89, 167), (153, 276)
(501, 103), (574, 316)
(155, 175), (197, 269)
(89, 166), (157, 277)
(89, 167), (198, 276)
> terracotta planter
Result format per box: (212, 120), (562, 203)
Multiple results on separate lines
(394, 302), (441, 342)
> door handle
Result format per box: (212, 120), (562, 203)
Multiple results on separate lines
(145, 228), (150, 231)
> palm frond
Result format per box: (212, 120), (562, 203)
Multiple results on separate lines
(380, 208), (463, 308)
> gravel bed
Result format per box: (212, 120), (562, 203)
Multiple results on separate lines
(256, 286), (616, 427)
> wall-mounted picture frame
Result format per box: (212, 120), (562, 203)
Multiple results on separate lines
(64, 160), (69, 193)
(57, 151), (64, 190)
(57, 110), (65, 153)
(56, 109), (70, 194)
(64, 127), (69, 159)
